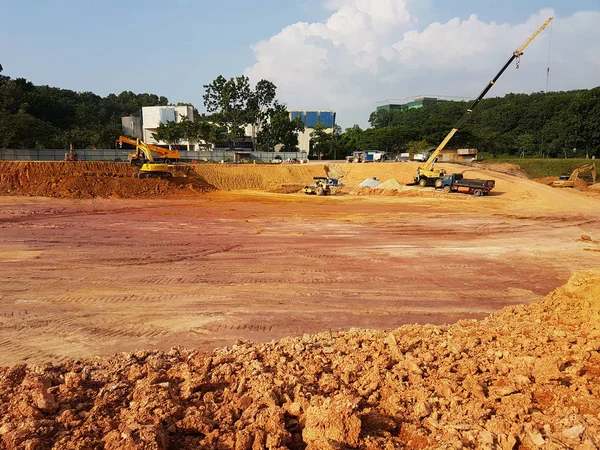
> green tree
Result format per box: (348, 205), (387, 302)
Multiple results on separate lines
(257, 103), (305, 152)
(203, 75), (252, 149)
(0, 113), (58, 148)
(152, 120), (185, 147)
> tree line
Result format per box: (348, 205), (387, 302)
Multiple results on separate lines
(0, 64), (170, 149)
(1, 63), (598, 158)
(345, 87), (600, 160)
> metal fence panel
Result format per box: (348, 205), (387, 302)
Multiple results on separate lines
(0, 149), (308, 163)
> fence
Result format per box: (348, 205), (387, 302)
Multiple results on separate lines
(0, 149), (308, 163)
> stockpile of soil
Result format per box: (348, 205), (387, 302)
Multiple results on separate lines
(1, 270), (599, 449)
(375, 179), (402, 190)
(0, 162), (212, 198)
(190, 164), (326, 190)
(330, 163), (420, 186)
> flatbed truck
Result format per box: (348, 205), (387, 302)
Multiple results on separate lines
(440, 174), (495, 196)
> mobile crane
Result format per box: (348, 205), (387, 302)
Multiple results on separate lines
(551, 163), (596, 188)
(414, 17), (554, 188)
(116, 136), (180, 164)
(121, 138), (173, 179)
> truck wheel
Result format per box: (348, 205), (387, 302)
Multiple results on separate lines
(419, 178), (427, 187)
(317, 187), (325, 196)
(474, 189), (483, 196)
(434, 179), (443, 189)
(164, 159), (171, 165)
(443, 186), (451, 193)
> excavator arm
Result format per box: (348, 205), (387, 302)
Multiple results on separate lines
(116, 136), (180, 162)
(416, 17), (553, 185)
(569, 163), (596, 183)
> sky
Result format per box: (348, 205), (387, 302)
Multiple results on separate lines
(1, 0), (599, 128)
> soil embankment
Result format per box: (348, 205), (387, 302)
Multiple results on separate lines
(0, 270), (599, 449)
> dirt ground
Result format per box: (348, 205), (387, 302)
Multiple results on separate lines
(1, 161), (600, 449)
(1, 162), (599, 365)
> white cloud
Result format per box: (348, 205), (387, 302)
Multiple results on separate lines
(245, 2), (600, 128)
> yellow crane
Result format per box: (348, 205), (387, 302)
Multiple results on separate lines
(414, 17), (554, 188)
(551, 162), (596, 188)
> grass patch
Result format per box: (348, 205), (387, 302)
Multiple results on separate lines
(480, 158), (594, 179)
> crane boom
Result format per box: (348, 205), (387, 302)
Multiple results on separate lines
(415, 17), (553, 187)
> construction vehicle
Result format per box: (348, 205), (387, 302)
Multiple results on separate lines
(124, 138), (173, 179)
(116, 136), (180, 164)
(64, 144), (79, 161)
(551, 163), (596, 188)
(440, 173), (495, 196)
(414, 17), (553, 188)
(302, 177), (339, 196)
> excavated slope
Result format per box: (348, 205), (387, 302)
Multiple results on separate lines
(189, 164), (326, 190)
(1, 270), (599, 449)
(0, 162), (212, 198)
(0, 162), (326, 198)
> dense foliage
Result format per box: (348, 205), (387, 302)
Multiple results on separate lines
(1, 62), (598, 158)
(0, 64), (168, 149)
(355, 88), (600, 159)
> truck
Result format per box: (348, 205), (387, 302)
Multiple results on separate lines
(440, 173), (495, 196)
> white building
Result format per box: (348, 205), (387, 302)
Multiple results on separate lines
(142, 105), (195, 149)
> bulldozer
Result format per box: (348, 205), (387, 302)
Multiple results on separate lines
(551, 163), (596, 188)
(302, 177), (339, 196)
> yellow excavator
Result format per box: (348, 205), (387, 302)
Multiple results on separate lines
(414, 17), (553, 188)
(116, 136), (180, 164)
(121, 138), (173, 179)
(551, 163), (596, 188)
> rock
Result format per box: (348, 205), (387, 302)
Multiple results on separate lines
(528, 430), (545, 446)
(563, 425), (585, 440)
(414, 401), (432, 419)
(302, 395), (361, 447)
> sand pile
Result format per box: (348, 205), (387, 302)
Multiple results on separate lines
(333, 162), (420, 186)
(189, 165), (326, 190)
(375, 179), (402, 190)
(0, 162), (212, 199)
(359, 178), (380, 188)
(1, 270), (599, 449)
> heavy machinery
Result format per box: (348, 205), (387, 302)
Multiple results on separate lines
(302, 177), (339, 196)
(441, 173), (495, 196)
(116, 136), (180, 164)
(551, 163), (596, 188)
(414, 17), (553, 188)
(124, 138), (173, 179)
(64, 144), (79, 161)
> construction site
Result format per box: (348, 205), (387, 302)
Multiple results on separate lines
(0, 156), (600, 449)
(1, 11), (600, 450)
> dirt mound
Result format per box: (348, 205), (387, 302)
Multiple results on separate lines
(375, 178), (402, 190)
(1, 270), (599, 449)
(330, 162), (420, 186)
(189, 164), (326, 190)
(0, 162), (212, 198)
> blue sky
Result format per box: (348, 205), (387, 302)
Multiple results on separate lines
(1, 1), (599, 127)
